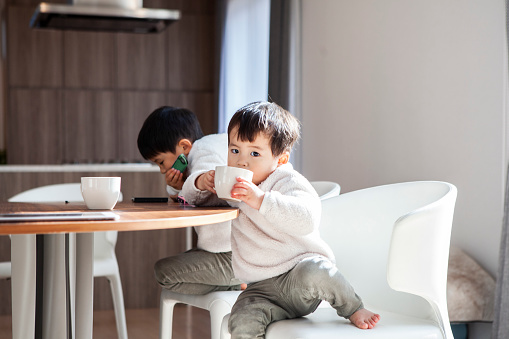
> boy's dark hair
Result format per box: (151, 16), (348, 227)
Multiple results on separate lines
(137, 106), (204, 160)
(227, 101), (300, 156)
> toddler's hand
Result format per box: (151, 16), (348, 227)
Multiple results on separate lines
(231, 177), (264, 210)
(165, 168), (184, 190)
(195, 170), (216, 193)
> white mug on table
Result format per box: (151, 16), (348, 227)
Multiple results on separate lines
(81, 177), (121, 209)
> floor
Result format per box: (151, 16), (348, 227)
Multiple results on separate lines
(0, 305), (211, 339)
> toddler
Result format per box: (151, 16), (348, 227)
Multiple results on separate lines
(181, 101), (380, 338)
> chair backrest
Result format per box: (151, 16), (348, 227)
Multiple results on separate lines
(8, 183), (123, 259)
(319, 181), (456, 330)
(9, 183), (86, 203)
(310, 181), (340, 200)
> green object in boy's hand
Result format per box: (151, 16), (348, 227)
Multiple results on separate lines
(171, 154), (188, 173)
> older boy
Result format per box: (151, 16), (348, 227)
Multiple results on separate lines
(181, 101), (380, 338)
(137, 106), (242, 294)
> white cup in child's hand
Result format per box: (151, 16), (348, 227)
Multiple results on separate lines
(215, 166), (253, 202)
(81, 177), (121, 209)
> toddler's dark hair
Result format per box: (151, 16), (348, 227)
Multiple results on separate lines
(227, 101), (300, 156)
(137, 106), (204, 160)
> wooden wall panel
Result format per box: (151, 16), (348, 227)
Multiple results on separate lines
(7, 6), (63, 88)
(116, 32), (167, 90)
(180, 14), (216, 90)
(6, 1), (218, 164)
(167, 92), (217, 135)
(145, 0), (215, 14)
(167, 13), (216, 91)
(7, 89), (63, 164)
(64, 31), (116, 89)
(181, 0), (216, 13)
(63, 90), (117, 163)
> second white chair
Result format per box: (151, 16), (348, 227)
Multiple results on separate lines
(308, 181), (341, 200)
(158, 181), (341, 339)
(7, 183), (128, 339)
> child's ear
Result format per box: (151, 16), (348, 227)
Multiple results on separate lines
(277, 152), (290, 166)
(178, 139), (193, 155)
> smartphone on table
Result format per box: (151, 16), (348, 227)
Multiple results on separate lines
(171, 154), (188, 173)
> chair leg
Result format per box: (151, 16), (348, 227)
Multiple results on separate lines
(209, 300), (234, 339)
(159, 290), (179, 339)
(106, 272), (128, 339)
(42, 234), (67, 338)
(11, 234), (36, 339)
(220, 314), (231, 339)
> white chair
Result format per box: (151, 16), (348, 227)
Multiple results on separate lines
(0, 261), (10, 279)
(158, 181), (341, 339)
(310, 181), (341, 200)
(7, 183), (128, 339)
(220, 181), (457, 339)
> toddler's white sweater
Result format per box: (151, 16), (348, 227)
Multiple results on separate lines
(229, 163), (335, 283)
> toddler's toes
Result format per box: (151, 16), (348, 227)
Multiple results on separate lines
(349, 309), (380, 330)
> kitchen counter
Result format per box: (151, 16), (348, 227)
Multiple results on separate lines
(0, 163), (159, 172)
(0, 164), (165, 202)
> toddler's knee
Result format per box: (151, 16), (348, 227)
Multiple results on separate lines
(293, 256), (336, 281)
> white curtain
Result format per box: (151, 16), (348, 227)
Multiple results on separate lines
(217, 0), (302, 170)
(268, 0), (302, 171)
(218, 0), (271, 133)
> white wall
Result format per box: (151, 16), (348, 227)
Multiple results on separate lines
(300, 0), (505, 284)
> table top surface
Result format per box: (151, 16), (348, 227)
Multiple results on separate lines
(0, 201), (238, 235)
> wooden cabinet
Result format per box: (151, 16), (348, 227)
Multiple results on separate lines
(116, 32), (167, 90)
(5, 1), (219, 164)
(7, 89), (63, 164)
(63, 90), (118, 163)
(7, 6), (63, 88)
(64, 31), (117, 89)
(166, 12), (216, 91)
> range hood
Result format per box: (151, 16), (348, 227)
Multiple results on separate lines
(30, 0), (180, 34)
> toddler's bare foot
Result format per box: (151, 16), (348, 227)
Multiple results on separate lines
(349, 308), (380, 329)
